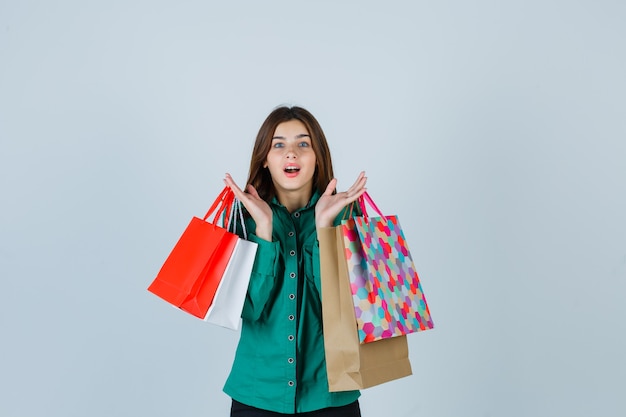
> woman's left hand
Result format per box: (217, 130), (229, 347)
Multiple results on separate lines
(315, 171), (367, 229)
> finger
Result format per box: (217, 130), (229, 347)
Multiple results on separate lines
(224, 173), (247, 199)
(348, 171), (366, 188)
(355, 171), (367, 189)
(323, 178), (337, 196)
(344, 188), (366, 204)
(345, 180), (368, 204)
(346, 173), (367, 196)
(246, 184), (261, 199)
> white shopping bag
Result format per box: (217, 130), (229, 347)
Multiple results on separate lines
(203, 199), (257, 329)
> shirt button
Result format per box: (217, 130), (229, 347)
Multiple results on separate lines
(288, 231), (295, 237)
(294, 212), (300, 218)
(288, 381), (295, 386)
(289, 250), (296, 256)
(288, 315), (295, 321)
(288, 358), (294, 364)
(288, 335), (294, 341)
(289, 272), (296, 279)
(289, 294), (295, 300)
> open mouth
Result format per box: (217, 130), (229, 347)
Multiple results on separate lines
(284, 166), (300, 174)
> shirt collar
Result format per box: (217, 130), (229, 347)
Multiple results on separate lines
(271, 189), (322, 212)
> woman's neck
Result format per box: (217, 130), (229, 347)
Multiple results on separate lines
(276, 189), (312, 213)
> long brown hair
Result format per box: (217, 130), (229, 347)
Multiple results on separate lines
(246, 106), (335, 202)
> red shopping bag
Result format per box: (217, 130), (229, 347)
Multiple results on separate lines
(148, 187), (239, 319)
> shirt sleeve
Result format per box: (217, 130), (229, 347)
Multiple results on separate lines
(241, 233), (281, 321)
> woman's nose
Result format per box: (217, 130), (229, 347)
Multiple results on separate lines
(285, 144), (298, 158)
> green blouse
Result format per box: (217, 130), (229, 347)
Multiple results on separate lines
(222, 191), (360, 413)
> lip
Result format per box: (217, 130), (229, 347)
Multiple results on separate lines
(283, 164), (301, 178)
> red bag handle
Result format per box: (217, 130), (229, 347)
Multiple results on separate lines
(202, 186), (235, 224)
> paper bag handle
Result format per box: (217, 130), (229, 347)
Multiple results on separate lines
(358, 191), (385, 221)
(227, 198), (249, 240)
(203, 186), (235, 225)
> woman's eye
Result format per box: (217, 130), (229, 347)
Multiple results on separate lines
(272, 142), (284, 148)
(298, 141), (310, 147)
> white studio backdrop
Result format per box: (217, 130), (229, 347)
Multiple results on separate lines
(1, 1), (625, 416)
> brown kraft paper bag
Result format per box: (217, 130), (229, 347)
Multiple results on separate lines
(318, 226), (413, 392)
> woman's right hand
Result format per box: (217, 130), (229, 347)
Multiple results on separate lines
(224, 173), (273, 241)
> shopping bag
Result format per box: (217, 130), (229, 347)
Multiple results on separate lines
(204, 199), (258, 330)
(203, 239), (257, 328)
(319, 226), (413, 392)
(147, 187), (239, 319)
(342, 192), (434, 343)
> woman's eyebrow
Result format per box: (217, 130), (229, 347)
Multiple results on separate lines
(272, 133), (311, 140)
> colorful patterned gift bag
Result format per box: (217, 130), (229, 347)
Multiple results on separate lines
(341, 192), (434, 343)
(319, 226), (412, 391)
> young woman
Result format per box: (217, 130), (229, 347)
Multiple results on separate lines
(222, 106), (367, 416)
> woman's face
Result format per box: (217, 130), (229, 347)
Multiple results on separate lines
(264, 119), (317, 203)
